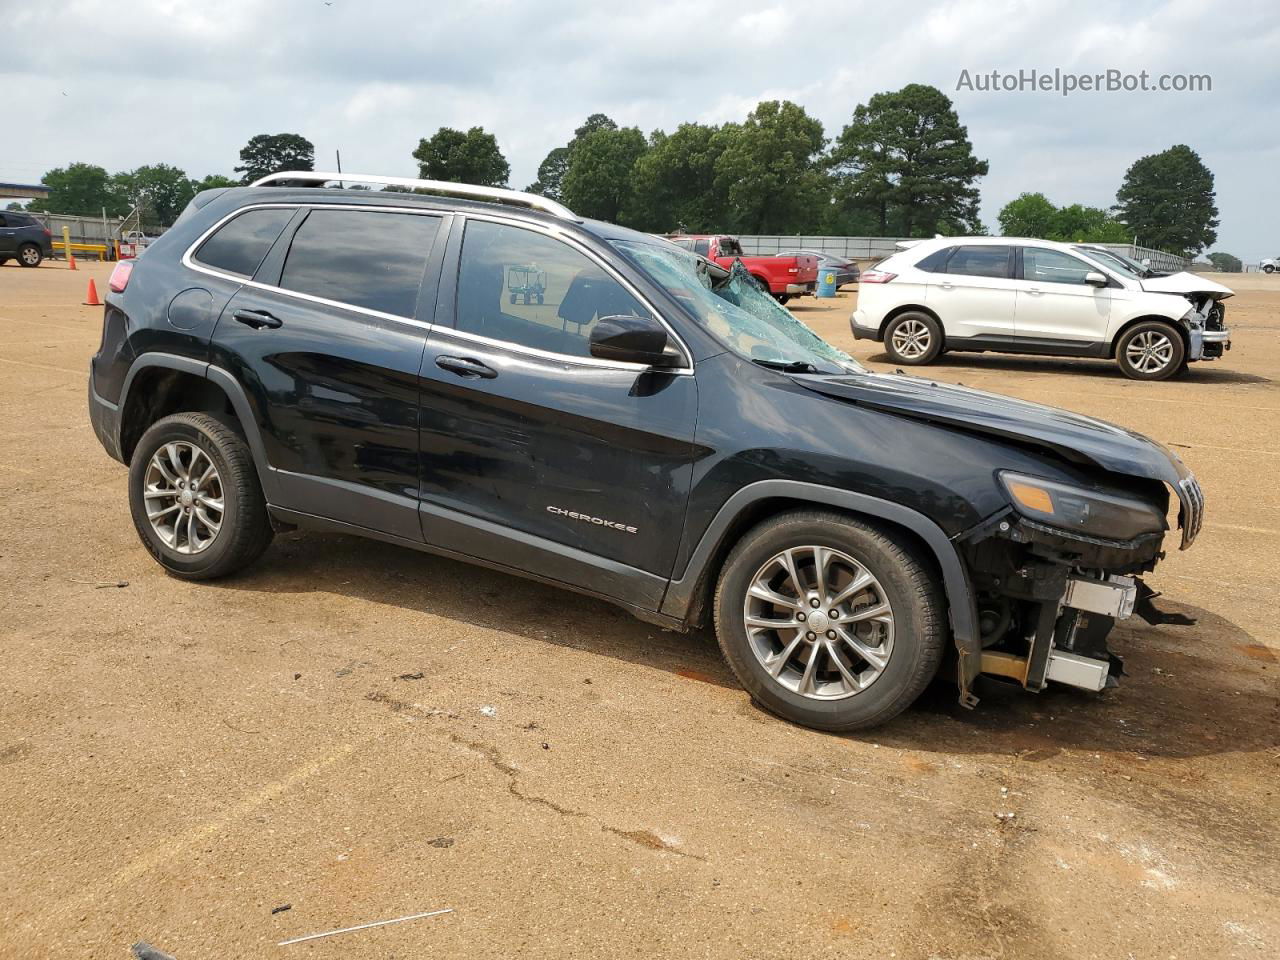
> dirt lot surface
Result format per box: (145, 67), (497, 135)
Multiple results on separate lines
(2, 261), (1278, 960)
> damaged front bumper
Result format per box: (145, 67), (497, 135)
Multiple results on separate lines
(958, 473), (1202, 702)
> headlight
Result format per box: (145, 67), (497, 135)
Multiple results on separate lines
(999, 472), (1166, 542)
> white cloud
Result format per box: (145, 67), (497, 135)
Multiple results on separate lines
(2, 0), (1275, 260)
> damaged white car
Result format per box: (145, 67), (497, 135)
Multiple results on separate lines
(853, 236), (1233, 381)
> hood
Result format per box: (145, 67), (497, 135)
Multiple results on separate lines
(1141, 271), (1234, 299)
(796, 371), (1189, 486)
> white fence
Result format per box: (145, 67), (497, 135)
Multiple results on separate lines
(737, 235), (1190, 272)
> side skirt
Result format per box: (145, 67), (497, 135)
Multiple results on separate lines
(944, 335), (1110, 359)
(267, 506), (686, 632)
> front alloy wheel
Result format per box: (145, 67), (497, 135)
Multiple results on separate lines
(714, 510), (946, 731)
(1116, 321), (1185, 381)
(744, 545), (895, 699)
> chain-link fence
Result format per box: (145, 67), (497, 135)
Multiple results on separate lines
(735, 235), (1191, 273)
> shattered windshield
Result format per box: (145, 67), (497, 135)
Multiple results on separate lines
(612, 239), (862, 375)
(1075, 246), (1145, 280)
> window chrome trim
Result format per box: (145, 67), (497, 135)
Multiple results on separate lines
(452, 211), (694, 375)
(181, 202), (444, 329)
(181, 202), (695, 375)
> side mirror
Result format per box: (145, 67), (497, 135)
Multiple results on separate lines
(589, 315), (672, 367)
(1084, 271), (1109, 287)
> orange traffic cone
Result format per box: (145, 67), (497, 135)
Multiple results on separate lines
(68, 252), (77, 271)
(83, 278), (102, 306)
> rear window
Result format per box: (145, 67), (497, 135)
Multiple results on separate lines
(278, 209), (441, 317)
(194, 207), (293, 278)
(944, 245), (1011, 279)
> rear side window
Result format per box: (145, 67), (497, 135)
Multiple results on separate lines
(915, 247), (952, 272)
(194, 208), (293, 278)
(945, 245), (1011, 279)
(693, 238), (710, 256)
(279, 209), (441, 317)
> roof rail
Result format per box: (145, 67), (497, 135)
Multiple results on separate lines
(248, 171), (577, 221)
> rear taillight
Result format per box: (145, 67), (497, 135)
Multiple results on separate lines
(43, 228), (52, 238)
(859, 270), (897, 284)
(108, 260), (133, 293)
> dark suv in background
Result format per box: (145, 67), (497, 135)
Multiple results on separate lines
(88, 172), (1204, 731)
(0, 210), (53, 266)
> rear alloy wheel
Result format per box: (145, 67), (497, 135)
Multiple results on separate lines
(128, 412), (273, 579)
(884, 312), (943, 365)
(18, 244), (42, 267)
(714, 510), (945, 731)
(1116, 321), (1185, 381)
(1263, 264), (1275, 274)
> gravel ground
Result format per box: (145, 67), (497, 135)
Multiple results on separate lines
(1, 260), (1277, 960)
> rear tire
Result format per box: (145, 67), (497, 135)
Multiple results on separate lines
(883, 311), (944, 365)
(1115, 321), (1185, 381)
(714, 510), (946, 731)
(1263, 264), (1275, 274)
(18, 244), (42, 267)
(128, 412), (273, 580)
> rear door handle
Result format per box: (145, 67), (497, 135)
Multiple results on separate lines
(232, 308), (282, 330)
(435, 355), (497, 380)
(1026, 287), (1043, 296)
(938, 282), (954, 290)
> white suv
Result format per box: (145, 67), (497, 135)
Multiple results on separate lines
(851, 237), (1233, 381)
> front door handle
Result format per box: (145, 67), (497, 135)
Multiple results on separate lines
(232, 308), (282, 329)
(435, 355), (498, 380)
(938, 281), (954, 290)
(1025, 287), (1043, 296)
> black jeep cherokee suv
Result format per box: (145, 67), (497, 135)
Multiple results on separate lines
(88, 172), (1205, 731)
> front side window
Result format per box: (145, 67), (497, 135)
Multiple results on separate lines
(945, 245), (1011, 279)
(279, 209), (441, 317)
(1023, 248), (1097, 285)
(193, 207), (293, 278)
(455, 220), (651, 359)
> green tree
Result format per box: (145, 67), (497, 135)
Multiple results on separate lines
(1051, 204), (1130, 243)
(561, 126), (648, 223)
(526, 147), (569, 198)
(1206, 252), (1242, 273)
(713, 100), (827, 234)
(29, 162), (128, 217)
(997, 192), (1057, 237)
(998, 193), (1128, 243)
(628, 123), (731, 232)
(1114, 144), (1218, 255)
(235, 133), (315, 184)
(412, 126), (509, 187)
(112, 164), (196, 226)
(193, 174), (239, 192)
(832, 83), (988, 236)
(528, 114), (618, 199)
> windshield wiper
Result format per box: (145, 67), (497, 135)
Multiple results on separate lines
(751, 358), (823, 374)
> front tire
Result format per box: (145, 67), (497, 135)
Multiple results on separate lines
(714, 510), (946, 731)
(1263, 264), (1275, 274)
(18, 244), (42, 267)
(1115, 321), (1185, 381)
(883, 311), (944, 365)
(128, 412), (273, 580)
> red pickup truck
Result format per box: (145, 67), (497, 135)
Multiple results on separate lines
(665, 235), (819, 304)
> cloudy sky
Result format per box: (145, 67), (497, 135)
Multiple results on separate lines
(4, 0), (1277, 261)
